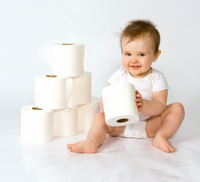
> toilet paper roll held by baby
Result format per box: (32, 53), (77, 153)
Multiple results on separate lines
(102, 83), (139, 126)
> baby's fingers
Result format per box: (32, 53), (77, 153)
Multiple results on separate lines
(135, 90), (140, 94)
(135, 98), (142, 103)
(135, 90), (141, 97)
(136, 103), (142, 108)
(136, 94), (142, 100)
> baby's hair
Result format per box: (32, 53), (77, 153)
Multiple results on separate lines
(120, 19), (160, 54)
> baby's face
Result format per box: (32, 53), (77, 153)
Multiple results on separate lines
(121, 36), (160, 78)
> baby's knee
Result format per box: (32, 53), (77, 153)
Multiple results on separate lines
(171, 102), (185, 116)
(108, 126), (126, 137)
(94, 113), (105, 121)
(93, 113), (106, 126)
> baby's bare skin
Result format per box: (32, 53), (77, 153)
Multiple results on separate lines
(153, 135), (175, 153)
(67, 135), (175, 153)
(67, 140), (98, 153)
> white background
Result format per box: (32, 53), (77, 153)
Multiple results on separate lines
(1, 0), (200, 113)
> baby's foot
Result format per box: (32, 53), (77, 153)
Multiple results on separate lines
(153, 135), (175, 153)
(67, 140), (98, 153)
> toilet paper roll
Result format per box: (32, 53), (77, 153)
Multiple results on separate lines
(21, 105), (53, 144)
(102, 83), (139, 126)
(53, 106), (78, 136)
(35, 75), (69, 110)
(51, 43), (84, 78)
(68, 71), (91, 108)
(78, 97), (100, 131)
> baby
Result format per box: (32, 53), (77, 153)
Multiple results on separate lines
(67, 19), (185, 153)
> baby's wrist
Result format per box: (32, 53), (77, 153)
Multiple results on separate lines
(139, 99), (145, 112)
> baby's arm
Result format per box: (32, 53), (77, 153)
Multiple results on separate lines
(135, 89), (168, 116)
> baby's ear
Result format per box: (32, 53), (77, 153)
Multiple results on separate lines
(153, 50), (161, 62)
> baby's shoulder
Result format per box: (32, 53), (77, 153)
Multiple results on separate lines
(111, 66), (127, 77)
(151, 68), (165, 79)
(150, 68), (168, 85)
(108, 67), (128, 84)
(150, 68), (169, 91)
(152, 68), (164, 75)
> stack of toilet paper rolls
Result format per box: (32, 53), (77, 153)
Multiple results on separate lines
(21, 43), (100, 145)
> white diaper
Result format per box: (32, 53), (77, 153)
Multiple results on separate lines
(119, 120), (148, 139)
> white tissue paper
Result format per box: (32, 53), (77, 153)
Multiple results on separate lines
(102, 83), (139, 126)
(53, 106), (78, 136)
(51, 43), (84, 78)
(21, 105), (53, 144)
(78, 97), (100, 131)
(35, 75), (68, 110)
(67, 71), (91, 108)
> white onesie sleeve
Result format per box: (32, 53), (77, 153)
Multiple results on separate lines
(152, 70), (169, 92)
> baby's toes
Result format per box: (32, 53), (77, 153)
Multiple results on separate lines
(161, 145), (171, 153)
(70, 144), (77, 152)
(67, 144), (78, 152)
(67, 144), (72, 150)
(168, 146), (176, 153)
(162, 145), (175, 153)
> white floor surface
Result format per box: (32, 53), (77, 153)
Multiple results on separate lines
(1, 108), (200, 182)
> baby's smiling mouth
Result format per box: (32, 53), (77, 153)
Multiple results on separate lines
(131, 65), (141, 68)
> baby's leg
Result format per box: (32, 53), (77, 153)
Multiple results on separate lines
(145, 102), (185, 153)
(67, 113), (125, 153)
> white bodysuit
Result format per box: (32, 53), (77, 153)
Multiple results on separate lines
(108, 66), (169, 138)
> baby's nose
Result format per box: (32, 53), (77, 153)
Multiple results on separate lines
(130, 57), (139, 63)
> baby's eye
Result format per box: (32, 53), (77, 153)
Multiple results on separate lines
(139, 53), (145, 57)
(125, 53), (131, 56)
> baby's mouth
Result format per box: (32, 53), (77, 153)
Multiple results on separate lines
(131, 65), (141, 68)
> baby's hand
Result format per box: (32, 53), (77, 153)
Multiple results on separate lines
(135, 90), (143, 112)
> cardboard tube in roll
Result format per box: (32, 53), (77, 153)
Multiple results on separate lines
(78, 97), (100, 131)
(35, 75), (68, 110)
(51, 43), (84, 78)
(102, 83), (139, 126)
(67, 71), (91, 108)
(21, 105), (53, 144)
(53, 106), (78, 136)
